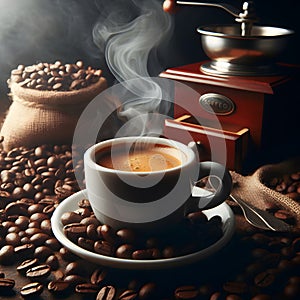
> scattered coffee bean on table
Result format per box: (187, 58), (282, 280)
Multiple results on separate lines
(0, 278), (15, 294)
(0, 144), (300, 299)
(20, 281), (44, 297)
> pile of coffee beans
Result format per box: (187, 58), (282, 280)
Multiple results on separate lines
(61, 202), (223, 260)
(265, 171), (300, 202)
(1, 144), (300, 299)
(9, 61), (102, 91)
(0, 144), (83, 297)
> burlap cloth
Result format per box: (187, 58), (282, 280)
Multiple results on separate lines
(0, 78), (107, 151)
(230, 157), (300, 229)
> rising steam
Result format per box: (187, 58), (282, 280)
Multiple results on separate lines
(92, 0), (174, 137)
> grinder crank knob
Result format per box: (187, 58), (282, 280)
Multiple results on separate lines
(163, 0), (180, 13)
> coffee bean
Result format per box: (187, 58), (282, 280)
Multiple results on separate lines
(0, 278), (15, 294)
(27, 204), (43, 215)
(163, 246), (177, 258)
(53, 269), (64, 281)
(116, 228), (136, 244)
(78, 237), (95, 251)
(127, 279), (143, 291)
(17, 258), (39, 273)
(292, 255), (300, 265)
(254, 271), (275, 288)
(100, 224), (117, 244)
(274, 210), (294, 224)
(78, 198), (91, 208)
(186, 211), (208, 225)
(116, 244), (135, 259)
(96, 285), (116, 300)
(48, 280), (71, 295)
(91, 268), (108, 285)
(284, 283), (300, 298)
(132, 249), (153, 260)
(94, 240), (114, 256)
(55, 185), (73, 199)
(278, 259), (295, 273)
(0, 245), (15, 265)
(15, 217), (29, 231)
(64, 274), (87, 287)
(119, 289), (138, 300)
(86, 224), (99, 240)
(75, 283), (100, 295)
(223, 282), (248, 294)
(63, 223), (87, 242)
(25, 227), (42, 236)
(81, 216), (101, 226)
(174, 285), (200, 299)
(40, 238), (57, 252)
(40, 219), (52, 234)
(26, 264), (51, 279)
(210, 291), (225, 300)
(30, 212), (48, 223)
(5, 201), (28, 216)
(0, 184), (14, 195)
(20, 282), (43, 297)
(11, 187), (27, 200)
(76, 60), (84, 68)
(5, 232), (21, 247)
(139, 282), (160, 300)
(289, 276), (300, 285)
(7, 224), (20, 233)
(34, 245), (53, 261)
(46, 254), (59, 270)
(30, 232), (50, 246)
(14, 243), (35, 257)
(65, 261), (88, 276)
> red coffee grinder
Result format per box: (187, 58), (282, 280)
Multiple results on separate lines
(161, 1), (300, 172)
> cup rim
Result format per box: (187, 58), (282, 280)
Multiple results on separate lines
(84, 136), (195, 175)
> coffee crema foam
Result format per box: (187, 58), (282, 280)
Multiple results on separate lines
(96, 144), (183, 172)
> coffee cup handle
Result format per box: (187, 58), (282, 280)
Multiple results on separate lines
(186, 161), (232, 213)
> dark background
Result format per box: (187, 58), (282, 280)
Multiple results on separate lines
(1, 0), (299, 165)
(0, 0), (299, 96)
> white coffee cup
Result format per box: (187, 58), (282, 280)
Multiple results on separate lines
(84, 136), (232, 232)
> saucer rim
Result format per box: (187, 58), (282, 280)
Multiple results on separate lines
(51, 189), (235, 270)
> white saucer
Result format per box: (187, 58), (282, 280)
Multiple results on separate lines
(51, 190), (235, 270)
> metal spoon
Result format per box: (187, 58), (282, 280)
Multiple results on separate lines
(194, 175), (291, 232)
(229, 194), (291, 232)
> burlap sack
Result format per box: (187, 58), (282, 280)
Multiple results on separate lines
(0, 78), (107, 151)
(230, 157), (300, 227)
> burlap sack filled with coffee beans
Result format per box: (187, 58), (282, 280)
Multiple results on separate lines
(230, 157), (300, 228)
(0, 63), (107, 151)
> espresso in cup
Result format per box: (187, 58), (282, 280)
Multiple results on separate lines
(84, 137), (232, 232)
(96, 143), (182, 172)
